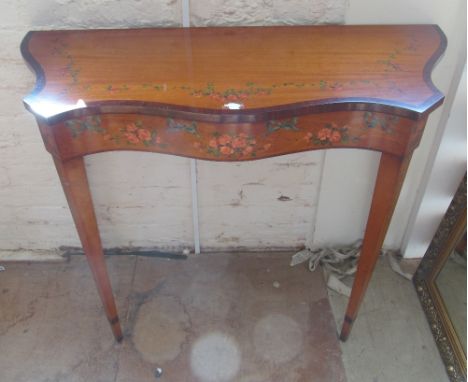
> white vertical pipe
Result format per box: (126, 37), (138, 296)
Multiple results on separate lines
(190, 160), (201, 254)
(182, 0), (190, 28)
(306, 151), (327, 249)
(182, 0), (201, 254)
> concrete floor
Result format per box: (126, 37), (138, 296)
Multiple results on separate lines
(328, 255), (450, 382)
(0, 252), (450, 382)
(0, 252), (345, 382)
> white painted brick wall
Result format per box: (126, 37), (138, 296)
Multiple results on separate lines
(1, 0), (464, 260)
(0, 0), (347, 253)
(86, 152), (194, 250)
(190, 0), (346, 26)
(0, 0), (186, 251)
(197, 152), (323, 250)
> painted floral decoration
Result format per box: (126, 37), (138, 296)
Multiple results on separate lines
(266, 118), (298, 134)
(65, 116), (167, 148)
(363, 112), (398, 133)
(184, 82), (273, 103)
(118, 121), (163, 146)
(50, 32), (419, 100)
(304, 123), (350, 146)
(189, 131), (272, 158)
(205, 132), (258, 157)
(166, 118), (199, 136)
(64, 112), (396, 158)
(65, 116), (103, 137)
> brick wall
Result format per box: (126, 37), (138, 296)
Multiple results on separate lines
(0, 0), (347, 252)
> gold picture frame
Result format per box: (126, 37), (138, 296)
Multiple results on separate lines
(414, 174), (467, 382)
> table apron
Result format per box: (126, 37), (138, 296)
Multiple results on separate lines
(37, 111), (425, 161)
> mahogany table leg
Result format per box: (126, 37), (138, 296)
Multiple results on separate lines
(53, 156), (123, 342)
(339, 152), (411, 341)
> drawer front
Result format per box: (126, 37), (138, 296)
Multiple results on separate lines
(44, 111), (421, 161)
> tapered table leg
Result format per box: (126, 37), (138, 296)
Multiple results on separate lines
(340, 152), (411, 341)
(53, 156), (123, 342)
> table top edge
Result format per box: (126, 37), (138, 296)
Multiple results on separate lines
(21, 24), (447, 123)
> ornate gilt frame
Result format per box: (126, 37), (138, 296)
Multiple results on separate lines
(414, 174), (467, 382)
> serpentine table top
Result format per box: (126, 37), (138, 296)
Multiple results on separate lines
(21, 25), (446, 342)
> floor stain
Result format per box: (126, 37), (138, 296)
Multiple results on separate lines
(132, 295), (191, 364)
(125, 281), (193, 366)
(253, 313), (303, 363)
(190, 331), (241, 382)
(0, 297), (37, 336)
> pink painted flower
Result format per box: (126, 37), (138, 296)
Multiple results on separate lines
(137, 128), (151, 142)
(218, 134), (232, 146)
(209, 138), (218, 148)
(263, 143), (272, 151)
(304, 132), (313, 141)
(317, 128), (332, 141)
(155, 136), (162, 144)
(126, 123), (138, 132)
(232, 137), (247, 149)
(125, 132), (140, 144)
(330, 131), (342, 143)
(220, 146), (234, 155)
(243, 146), (254, 156)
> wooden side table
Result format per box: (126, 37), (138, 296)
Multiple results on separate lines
(21, 25), (446, 342)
